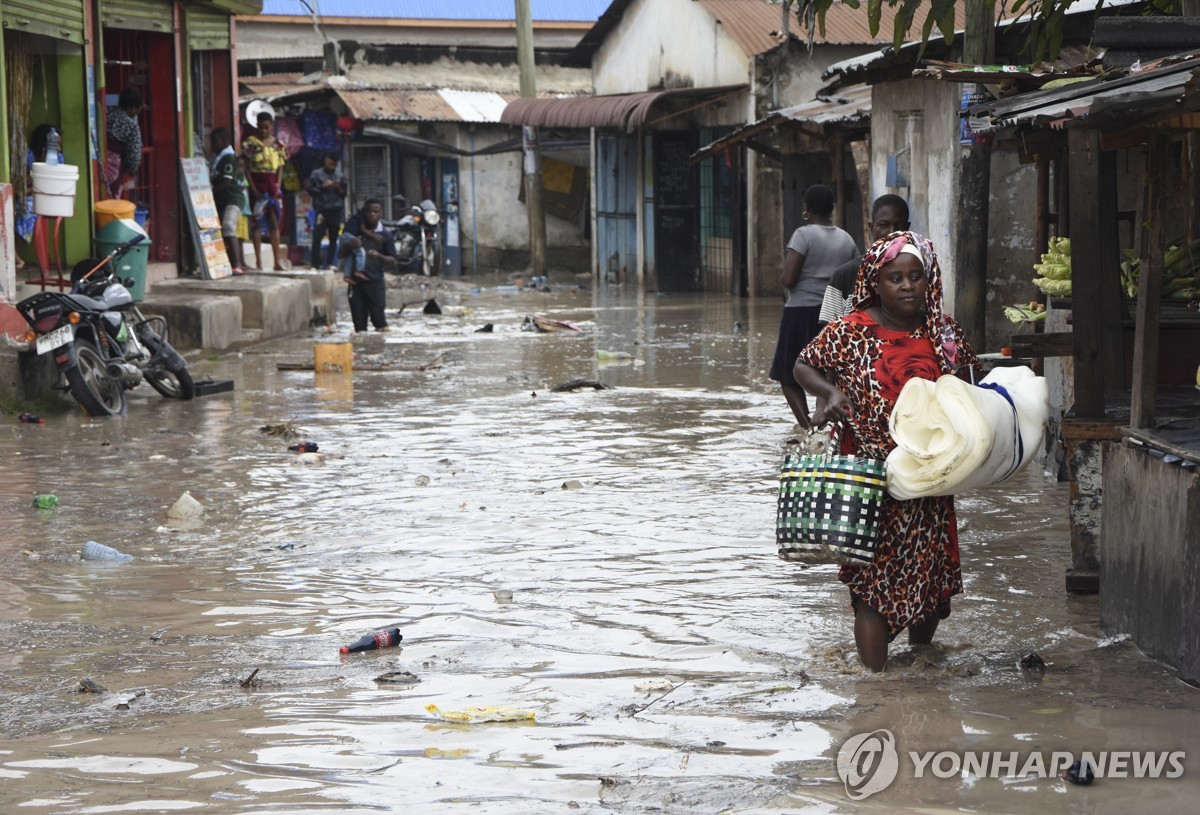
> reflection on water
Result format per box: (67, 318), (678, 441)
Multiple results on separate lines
(0, 287), (1196, 814)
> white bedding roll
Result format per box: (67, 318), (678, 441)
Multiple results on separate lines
(886, 366), (1049, 499)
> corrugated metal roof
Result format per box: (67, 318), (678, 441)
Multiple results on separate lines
(691, 84), (871, 161)
(975, 54), (1200, 127)
(257, 0), (608, 21)
(335, 86), (521, 122)
(821, 0), (1143, 85)
(501, 84), (747, 132)
(696, 0), (790, 56)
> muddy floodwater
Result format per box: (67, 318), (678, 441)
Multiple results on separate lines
(1, 286), (1197, 814)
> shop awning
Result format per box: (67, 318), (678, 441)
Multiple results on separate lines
(969, 52), (1200, 129)
(499, 84), (747, 133)
(335, 87), (520, 124)
(691, 85), (872, 163)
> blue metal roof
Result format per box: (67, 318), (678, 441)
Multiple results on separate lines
(258, 0), (610, 21)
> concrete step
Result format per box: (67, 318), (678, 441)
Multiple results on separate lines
(260, 268), (337, 326)
(138, 293), (244, 352)
(149, 274), (312, 339)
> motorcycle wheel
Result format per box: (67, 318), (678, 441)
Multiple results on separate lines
(423, 242), (440, 276)
(145, 364), (195, 400)
(66, 338), (127, 417)
(138, 323), (196, 400)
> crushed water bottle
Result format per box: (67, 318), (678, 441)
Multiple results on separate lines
(32, 494), (59, 509)
(81, 541), (134, 562)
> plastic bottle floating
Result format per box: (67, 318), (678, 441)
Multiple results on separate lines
(425, 704), (536, 724)
(340, 627), (402, 654)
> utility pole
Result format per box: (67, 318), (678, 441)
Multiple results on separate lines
(954, 0), (995, 350)
(514, 0), (547, 278)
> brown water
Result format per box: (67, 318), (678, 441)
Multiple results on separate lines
(0, 287), (1197, 814)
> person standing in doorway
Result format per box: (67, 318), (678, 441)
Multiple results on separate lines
(339, 199), (396, 333)
(306, 151), (346, 270)
(209, 128), (246, 276)
(105, 88), (143, 200)
(769, 184), (859, 429)
(242, 111), (287, 271)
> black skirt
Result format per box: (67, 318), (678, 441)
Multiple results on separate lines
(769, 305), (822, 386)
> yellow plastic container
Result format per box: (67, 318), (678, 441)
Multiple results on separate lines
(94, 199), (137, 231)
(314, 342), (352, 373)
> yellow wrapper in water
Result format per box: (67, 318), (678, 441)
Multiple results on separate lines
(425, 703), (536, 723)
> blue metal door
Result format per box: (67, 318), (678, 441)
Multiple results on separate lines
(595, 133), (637, 285)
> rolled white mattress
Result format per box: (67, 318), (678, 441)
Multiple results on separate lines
(886, 365), (1048, 499)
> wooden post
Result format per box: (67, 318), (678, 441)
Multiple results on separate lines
(1067, 127), (1106, 418)
(834, 135), (846, 229)
(1097, 147), (1125, 391)
(953, 0), (995, 349)
(1131, 136), (1167, 429)
(514, 0), (547, 278)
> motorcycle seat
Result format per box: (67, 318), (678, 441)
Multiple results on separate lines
(63, 293), (111, 312)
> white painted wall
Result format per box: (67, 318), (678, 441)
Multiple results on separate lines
(869, 79), (961, 314)
(592, 0), (750, 95)
(237, 20), (589, 62)
(444, 125), (588, 264)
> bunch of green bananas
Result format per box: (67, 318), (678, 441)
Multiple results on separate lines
(1121, 240), (1200, 301)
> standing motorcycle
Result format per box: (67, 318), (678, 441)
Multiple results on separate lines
(382, 198), (441, 276)
(16, 234), (194, 416)
(416, 198), (441, 277)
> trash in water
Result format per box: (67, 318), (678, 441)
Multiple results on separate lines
(32, 494), (59, 509)
(493, 589), (514, 603)
(1019, 652), (1046, 672)
(19, 412), (45, 424)
(114, 689), (146, 711)
(423, 298), (442, 315)
(259, 421), (301, 439)
(78, 678), (107, 694)
(425, 704), (536, 723)
(375, 671), (421, 685)
(1063, 758), (1095, 785)
(523, 314), (580, 332)
(167, 491), (204, 520)
(596, 350), (633, 363)
(551, 379), (610, 393)
(288, 441), (319, 453)
(633, 678), (677, 693)
(475, 323), (494, 333)
(82, 541), (134, 562)
(561, 480), (584, 490)
(291, 452), (325, 465)
(340, 627), (403, 654)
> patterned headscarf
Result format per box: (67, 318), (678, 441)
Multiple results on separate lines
(852, 231), (960, 375)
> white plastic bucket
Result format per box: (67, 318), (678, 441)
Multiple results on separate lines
(31, 162), (79, 217)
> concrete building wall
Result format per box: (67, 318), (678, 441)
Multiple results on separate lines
(869, 79), (962, 314)
(592, 0), (750, 95)
(985, 150), (1038, 352)
(236, 20), (589, 63)
(447, 126), (589, 275)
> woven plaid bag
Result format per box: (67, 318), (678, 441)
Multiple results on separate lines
(776, 425), (886, 565)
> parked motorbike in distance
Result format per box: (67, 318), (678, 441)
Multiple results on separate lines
(382, 197), (441, 276)
(416, 198), (441, 277)
(16, 234), (195, 417)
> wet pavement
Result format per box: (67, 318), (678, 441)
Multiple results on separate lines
(0, 285), (1197, 814)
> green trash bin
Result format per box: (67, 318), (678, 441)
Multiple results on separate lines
(94, 218), (151, 302)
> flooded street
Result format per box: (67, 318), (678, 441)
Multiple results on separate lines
(1, 286), (1197, 814)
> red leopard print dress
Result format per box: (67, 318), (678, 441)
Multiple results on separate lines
(796, 231), (978, 640)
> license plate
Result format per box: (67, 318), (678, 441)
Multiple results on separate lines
(35, 324), (73, 355)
